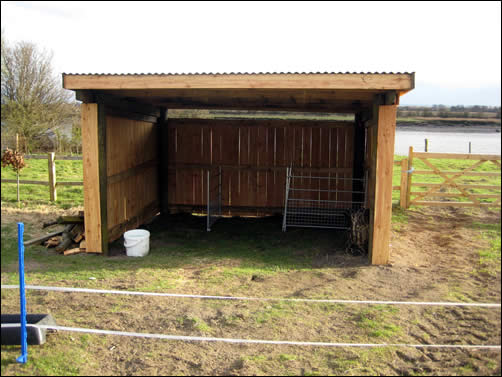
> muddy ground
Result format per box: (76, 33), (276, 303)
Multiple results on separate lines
(1, 206), (500, 376)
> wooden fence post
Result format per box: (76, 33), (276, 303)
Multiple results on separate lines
(406, 146), (413, 208)
(48, 152), (56, 202)
(400, 159), (408, 208)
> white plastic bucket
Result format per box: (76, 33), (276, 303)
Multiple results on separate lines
(124, 229), (150, 257)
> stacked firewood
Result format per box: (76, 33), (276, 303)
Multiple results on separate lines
(24, 212), (86, 255)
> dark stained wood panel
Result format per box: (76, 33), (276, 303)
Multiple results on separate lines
(166, 118), (355, 213)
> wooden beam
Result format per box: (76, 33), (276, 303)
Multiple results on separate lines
(98, 103), (108, 255)
(400, 159), (408, 208)
(369, 104), (397, 265)
(412, 170), (501, 177)
(158, 108), (169, 214)
(412, 152), (501, 160)
(77, 91), (161, 116)
(108, 159), (158, 185)
(63, 73), (415, 91)
(167, 118), (354, 129)
(412, 201), (500, 208)
(145, 99), (364, 113)
(1, 179), (48, 185)
(48, 152), (56, 201)
(107, 201), (160, 243)
(411, 183), (500, 190)
(81, 104), (102, 253)
(168, 164), (353, 174)
(105, 108), (158, 123)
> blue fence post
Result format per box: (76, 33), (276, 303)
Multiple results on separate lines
(16, 222), (28, 364)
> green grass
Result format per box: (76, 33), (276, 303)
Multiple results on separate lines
(471, 222), (501, 275)
(392, 155), (500, 205)
(354, 305), (401, 339)
(1, 156), (83, 208)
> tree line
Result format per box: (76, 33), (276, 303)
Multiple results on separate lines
(1, 30), (81, 154)
(397, 105), (501, 119)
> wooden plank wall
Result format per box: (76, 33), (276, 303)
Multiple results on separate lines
(106, 114), (160, 241)
(166, 118), (355, 215)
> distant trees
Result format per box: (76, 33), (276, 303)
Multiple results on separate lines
(397, 105), (501, 119)
(1, 31), (77, 152)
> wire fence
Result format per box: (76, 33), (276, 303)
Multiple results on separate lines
(1, 284), (500, 350)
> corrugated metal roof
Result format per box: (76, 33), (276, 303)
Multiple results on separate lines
(63, 71), (414, 76)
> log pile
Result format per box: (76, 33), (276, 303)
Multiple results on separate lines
(24, 212), (87, 256)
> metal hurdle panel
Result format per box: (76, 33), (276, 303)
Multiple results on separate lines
(282, 167), (367, 231)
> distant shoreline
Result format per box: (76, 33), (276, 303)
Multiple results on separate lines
(397, 118), (501, 133)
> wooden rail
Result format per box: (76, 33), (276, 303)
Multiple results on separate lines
(1, 153), (83, 201)
(392, 148), (501, 208)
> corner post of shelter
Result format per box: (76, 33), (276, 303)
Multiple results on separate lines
(81, 101), (108, 254)
(158, 108), (169, 215)
(367, 95), (398, 265)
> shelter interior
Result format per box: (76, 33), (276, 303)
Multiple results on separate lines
(63, 73), (415, 264)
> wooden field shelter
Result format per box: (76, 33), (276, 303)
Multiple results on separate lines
(63, 72), (415, 264)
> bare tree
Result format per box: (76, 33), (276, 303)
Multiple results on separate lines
(1, 33), (74, 152)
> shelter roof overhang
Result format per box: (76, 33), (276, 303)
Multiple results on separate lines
(63, 72), (414, 113)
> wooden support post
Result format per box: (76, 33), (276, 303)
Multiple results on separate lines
(48, 152), (56, 202)
(424, 138), (428, 152)
(400, 159), (408, 208)
(368, 104), (397, 265)
(81, 103), (108, 254)
(406, 146), (413, 208)
(158, 108), (169, 214)
(97, 103), (108, 255)
(469, 142), (472, 154)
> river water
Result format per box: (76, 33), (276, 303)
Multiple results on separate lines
(394, 126), (501, 156)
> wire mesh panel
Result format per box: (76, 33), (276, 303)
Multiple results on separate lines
(282, 167), (367, 231)
(207, 167), (222, 231)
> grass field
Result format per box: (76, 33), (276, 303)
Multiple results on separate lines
(1, 157), (83, 208)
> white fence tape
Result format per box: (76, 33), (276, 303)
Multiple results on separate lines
(1, 284), (500, 308)
(1, 323), (500, 350)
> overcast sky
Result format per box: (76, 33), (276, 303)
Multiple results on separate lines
(2, 1), (501, 106)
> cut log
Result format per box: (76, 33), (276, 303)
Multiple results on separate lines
(44, 237), (61, 248)
(55, 234), (72, 253)
(70, 224), (84, 242)
(64, 248), (83, 256)
(57, 216), (84, 224)
(24, 230), (65, 246)
(54, 225), (75, 253)
(79, 240), (86, 250)
(42, 220), (59, 229)
(42, 215), (84, 229)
